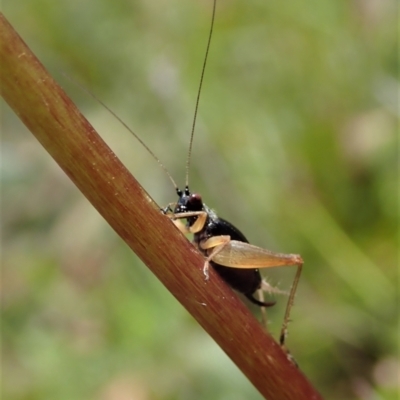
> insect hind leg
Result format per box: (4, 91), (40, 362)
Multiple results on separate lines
(279, 263), (302, 348)
(277, 263), (303, 367)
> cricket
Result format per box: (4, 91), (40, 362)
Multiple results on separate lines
(90, 0), (303, 356)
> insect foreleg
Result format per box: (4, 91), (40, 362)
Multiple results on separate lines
(171, 219), (190, 234)
(166, 211), (208, 233)
(161, 202), (177, 214)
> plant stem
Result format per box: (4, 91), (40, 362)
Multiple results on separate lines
(0, 13), (323, 400)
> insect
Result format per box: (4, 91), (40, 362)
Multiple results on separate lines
(90, 0), (303, 354)
(161, 0), (303, 353)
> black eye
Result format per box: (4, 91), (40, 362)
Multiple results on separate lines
(188, 193), (203, 210)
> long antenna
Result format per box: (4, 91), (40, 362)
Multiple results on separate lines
(185, 0), (217, 188)
(64, 74), (179, 191)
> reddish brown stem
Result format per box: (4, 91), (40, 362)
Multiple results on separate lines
(0, 13), (323, 400)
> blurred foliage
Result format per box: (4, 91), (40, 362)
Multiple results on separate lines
(1, 0), (398, 399)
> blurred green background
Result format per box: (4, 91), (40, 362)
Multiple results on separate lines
(2, 0), (398, 399)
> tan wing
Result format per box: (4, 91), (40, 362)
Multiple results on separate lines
(212, 240), (303, 269)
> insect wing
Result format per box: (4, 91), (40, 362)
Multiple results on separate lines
(212, 240), (303, 269)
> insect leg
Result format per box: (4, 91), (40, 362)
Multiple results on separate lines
(161, 202), (177, 214)
(205, 240), (303, 352)
(199, 235), (231, 280)
(279, 262), (303, 351)
(171, 218), (190, 234)
(166, 211), (208, 234)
